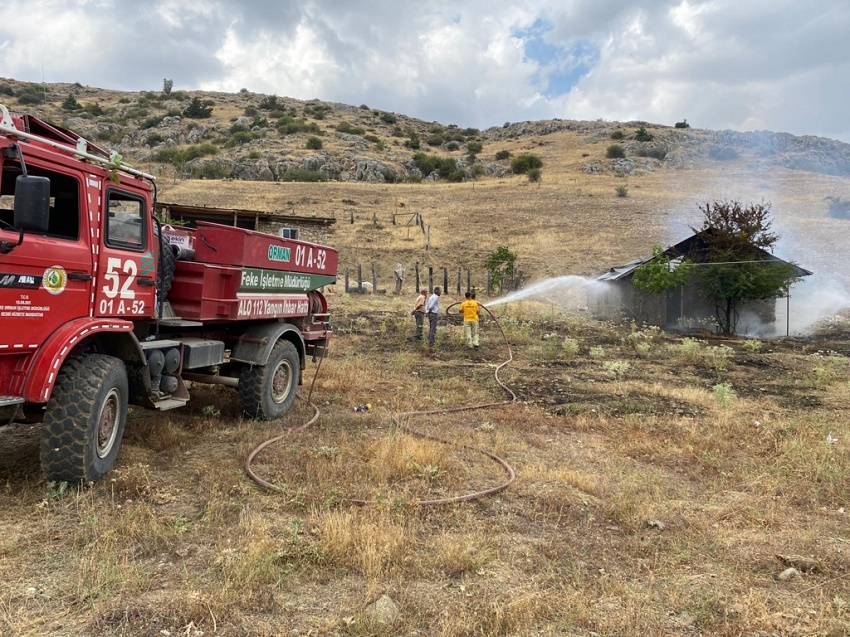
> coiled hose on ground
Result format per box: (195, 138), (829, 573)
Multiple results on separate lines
(245, 303), (517, 506)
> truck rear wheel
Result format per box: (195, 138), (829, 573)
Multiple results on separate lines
(239, 340), (300, 420)
(41, 354), (128, 483)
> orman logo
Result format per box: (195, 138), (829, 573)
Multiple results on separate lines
(267, 245), (291, 263)
(43, 265), (68, 295)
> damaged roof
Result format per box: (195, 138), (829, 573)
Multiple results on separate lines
(598, 230), (813, 282)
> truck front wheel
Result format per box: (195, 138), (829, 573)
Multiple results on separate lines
(41, 354), (129, 483)
(239, 340), (300, 420)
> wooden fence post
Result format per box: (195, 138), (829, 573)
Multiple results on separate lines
(456, 267), (461, 295)
(426, 226), (430, 251)
(349, 210), (354, 224)
(442, 268), (448, 295)
(371, 263), (377, 292)
(357, 264), (363, 293)
(345, 267), (350, 293)
(428, 267), (434, 292)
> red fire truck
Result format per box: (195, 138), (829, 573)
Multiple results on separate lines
(0, 104), (338, 483)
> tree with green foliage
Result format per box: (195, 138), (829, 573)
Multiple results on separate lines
(632, 245), (695, 293)
(634, 126), (654, 142)
(162, 78), (174, 95)
(510, 153), (542, 174)
(485, 246), (517, 292)
(690, 200), (799, 334)
(61, 93), (81, 111)
(184, 97), (213, 119)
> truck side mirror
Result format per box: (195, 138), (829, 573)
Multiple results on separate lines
(13, 175), (51, 233)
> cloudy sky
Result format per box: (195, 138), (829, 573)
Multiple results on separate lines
(2, 0), (848, 142)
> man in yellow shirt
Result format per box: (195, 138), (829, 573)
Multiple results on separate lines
(459, 290), (481, 349)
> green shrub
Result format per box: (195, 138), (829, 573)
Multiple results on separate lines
(606, 144), (625, 159)
(635, 147), (667, 160)
(561, 337), (580, 360)
(412, 153), (458, 179)
(191, 162), (228, 179)
(162, 78), (174, 95)
(616, 185), (628, 197)
(258, 95), (279, 110)
(472, 165), (485, 178)
(674, 119), (690, 129)
(634, 126), (654, 142)
(336, 121), (365, 135)
(712, 382), (736, 407)
(741, 338), (763, 353)
(225, 131), (255, 148)
(247, 150), (262, 160)
(145, 133), (164, 147)
(447, 169), (466, 182)
(276, 117), (322, 135)
(603, 361), (631, 379)
(153, 143), (218, 165)
(446, 141), (460, 151)
(405, 131), (421, 149)
(0, 83), (14, 96)
(610, 130), (625, 140)
(83, 102), (105, 116)
(589, 346), (606, 359)
(527, 167), (542, 183)
(495, 149), (511, 160)
(379, 112), (397, 124)
(510, 153), (543, 174)
(280, 168), (328, 182)
(305, 136), (323, 150)
(425, 133), (444, 147)
(466, 141), (483, 155)
(673, 338), (703, 364)
(16, 84), (46, 104)
(304, 102), (331, 119)
(140, 115), (166, 129)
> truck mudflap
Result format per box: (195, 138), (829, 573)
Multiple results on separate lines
(22, 318), (138, 402)
(231, 323), (306, 370)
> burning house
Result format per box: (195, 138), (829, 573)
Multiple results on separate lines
(595, 230), (812, 334)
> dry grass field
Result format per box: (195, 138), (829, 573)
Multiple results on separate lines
(1, 83), (850, 636)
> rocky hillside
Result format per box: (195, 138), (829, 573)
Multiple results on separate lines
(3, 78), (850, 183)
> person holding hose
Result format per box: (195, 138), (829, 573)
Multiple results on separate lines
(460, 290), (481, 349)
(425, 286), (441, 348)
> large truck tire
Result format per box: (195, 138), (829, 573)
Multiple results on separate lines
(40, 354), (129, 483)
(157, 231), (177, 300)
(239, 340), (300, 420)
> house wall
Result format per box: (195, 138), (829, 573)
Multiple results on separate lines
(594, 278), (778, 334)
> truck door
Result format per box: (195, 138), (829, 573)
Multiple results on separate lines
(94, 189), (156, 319)
(0, 163), (91, 350)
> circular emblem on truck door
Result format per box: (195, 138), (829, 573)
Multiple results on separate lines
(43, 265), (68, 295)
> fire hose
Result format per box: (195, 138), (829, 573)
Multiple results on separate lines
(245, 303), (517, 506)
